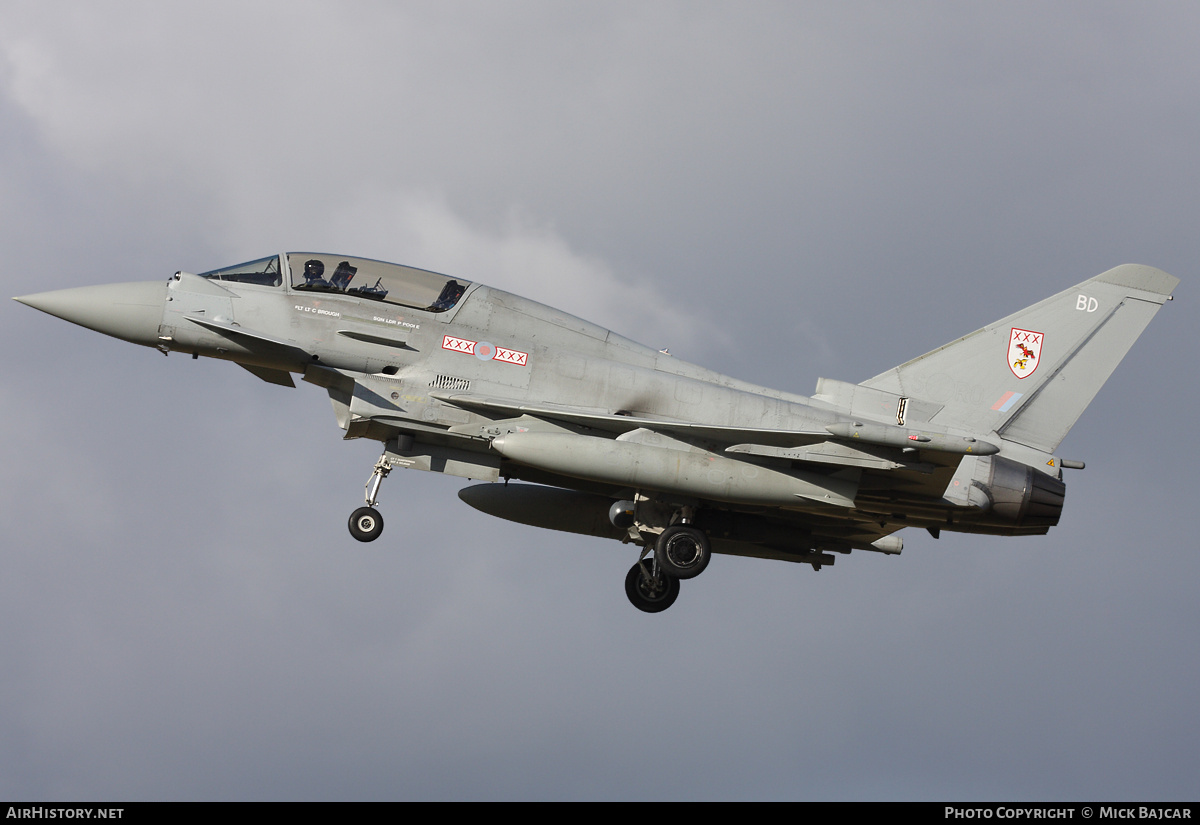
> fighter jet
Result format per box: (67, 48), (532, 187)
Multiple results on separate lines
(14, 254), (1178, 612)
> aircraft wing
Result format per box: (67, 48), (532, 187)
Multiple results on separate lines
(429, 391), (832, 448)
(431, 391), (995, 457)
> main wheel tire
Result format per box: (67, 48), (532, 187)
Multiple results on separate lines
(348, 506), (384, 542)
(655, 525), (711, 579)
(624, 561), (680, 613)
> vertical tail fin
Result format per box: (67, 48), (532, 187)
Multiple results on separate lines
(861, 264), (1179, 453)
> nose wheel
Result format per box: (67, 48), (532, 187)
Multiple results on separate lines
(348, 453), (391, 542)
(349, 507), (384, 542)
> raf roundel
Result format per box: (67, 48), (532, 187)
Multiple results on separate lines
(475, 341), (496, 361)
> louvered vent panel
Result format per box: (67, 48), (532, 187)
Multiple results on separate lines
(429, 375), (471, 391)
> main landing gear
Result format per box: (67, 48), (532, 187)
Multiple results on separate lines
(655, 524), (711, 579)
(625, 555), (679, 613)
(348, 454), (391, 542)
(618, 499), (713, 613)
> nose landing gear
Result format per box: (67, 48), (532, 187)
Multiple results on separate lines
(349, 507), (383, 542)
(349, 453), (391, 542)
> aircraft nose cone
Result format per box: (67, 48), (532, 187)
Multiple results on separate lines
(14, 281), (168, 346)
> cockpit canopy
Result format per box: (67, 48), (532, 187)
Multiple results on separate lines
(200, 253), (470, 313)
(200, 255), (283, 287)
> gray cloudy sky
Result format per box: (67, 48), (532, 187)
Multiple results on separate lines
(1, 2), (1196, 801)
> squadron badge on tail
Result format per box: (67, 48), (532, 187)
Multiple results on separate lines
(1008, 328), (1043, 379)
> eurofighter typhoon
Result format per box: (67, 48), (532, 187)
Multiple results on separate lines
(15, 254), (1178, 611)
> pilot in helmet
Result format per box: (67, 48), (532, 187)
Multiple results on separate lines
(303, 259), (328, 288)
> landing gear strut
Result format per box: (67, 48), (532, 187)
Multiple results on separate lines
(349, 453), (391, 542)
